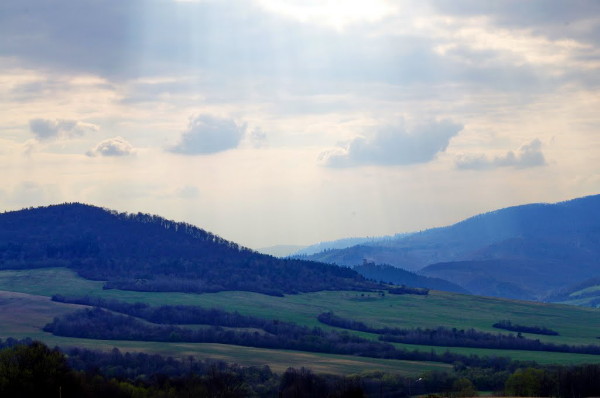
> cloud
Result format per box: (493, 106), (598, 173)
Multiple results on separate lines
(0, 0), (141, 78)
(432, 0), (600, 37)
(176, 185), (199, 199)
(1, 0), (586, 93)
(456, 139), (546, 170)
(3, 181), (60, 207)
(320, 119), (463, 167)
(29, 118), (98, 140)
(255, 0), (397, 29)
(86, 136), (135, 157)
(168, 115), (246, 155)
(247, 128), (268, 148)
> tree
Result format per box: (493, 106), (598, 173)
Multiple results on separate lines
(451, 377), (478, 397)
(504, 367), (544, 397)
(0, 341), (74, 397)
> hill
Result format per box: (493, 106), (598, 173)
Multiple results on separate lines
(292, 233), (413, 256)
(545, 277), (600, 307)
(352, 262), (469, 294)
(256, 244), (307, 257)
(0, 203), (375, 296)
(301, 194), (600, 300)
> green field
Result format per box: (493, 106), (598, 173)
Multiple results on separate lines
(572, 285), (600, 296)
(0, 289), (449, 376)
(1, 267), (600, 374)
(556, 283), (600, 307)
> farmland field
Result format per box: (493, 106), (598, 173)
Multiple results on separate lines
(1, 267), (600, 373)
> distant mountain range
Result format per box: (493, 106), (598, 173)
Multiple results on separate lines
(257, 245), (308, 257)
(3, 195), (599, 302)
(297, 194), (600, 301)
(0, 203), (375, 296)
(290, 233), (414, 257)
(352, 263), (468, 294)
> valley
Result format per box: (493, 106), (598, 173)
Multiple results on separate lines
(1, 200), (600, 396)
(2, 267), (600, 374)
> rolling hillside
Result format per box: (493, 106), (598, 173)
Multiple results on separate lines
(3, 267), (600, 371)
(0, 203), (375, 296)
(301, 194), (600, 300)
(352, 262), (469, 294)
(3, 201), (600, 378)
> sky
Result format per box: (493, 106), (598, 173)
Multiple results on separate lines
(1, 0), (599, 249)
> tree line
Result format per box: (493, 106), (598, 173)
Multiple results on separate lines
(52, 295), (270, 327)
(318, 312), (600, 355)
(492, 319), (559, 336)
(44, 303), (541, 370)
(5, 339), (600, 397)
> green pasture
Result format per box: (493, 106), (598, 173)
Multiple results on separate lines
(571, 284), (600, 297)
(1, 268), (600, 368)
(557, 283), (600, 307)
(0, 288), (449, 376)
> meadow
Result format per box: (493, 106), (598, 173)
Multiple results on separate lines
(1, 268), (600, 375)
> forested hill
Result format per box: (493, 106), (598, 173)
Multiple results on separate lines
(0, 203), (375, 296)
(301, 194), (600, 300)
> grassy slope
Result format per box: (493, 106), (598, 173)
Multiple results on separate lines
(555, 283), (600, 307)
(1, 268), (600, 370)
(0, 291), (449, 376)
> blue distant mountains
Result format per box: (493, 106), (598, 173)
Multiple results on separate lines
(296, 194), (600, 301)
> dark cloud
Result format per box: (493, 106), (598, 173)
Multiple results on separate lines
(86, 136), (134, 157)
(431, 0), (600, 43)
(456, 139), (546, 170)
(0, 0), (142, 79)
(168, 115), (245, 155)
(321, 119), (463, 167)
(0, 0), (566, 92)
(29, 118), (98, 140)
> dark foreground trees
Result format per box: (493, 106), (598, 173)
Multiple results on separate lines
(0, 340), (365, 397)
(0, 341), (71, 397)
(4, 340), (600, 397)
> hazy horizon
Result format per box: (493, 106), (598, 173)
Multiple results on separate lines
(1, 1), (599, 248)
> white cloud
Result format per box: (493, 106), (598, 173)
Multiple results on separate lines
(168, 115), (246, 155)
(29, 118), (99, 140)
(86, 136), (135, 157)
(255, 0), (397, 30)
(320, 119), (463, 167)
(456, 139), (546, 170)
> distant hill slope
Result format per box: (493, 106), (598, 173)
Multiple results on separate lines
(292, 233), (413, 256)
(0, 203), (376, 296)
(302, 194), (600, 300)
(544, 277), (600, 307)
(256, 245), (307, 257)
(352, 263), (469, 294)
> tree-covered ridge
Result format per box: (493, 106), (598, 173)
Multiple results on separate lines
(0, 203), (376, 295)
